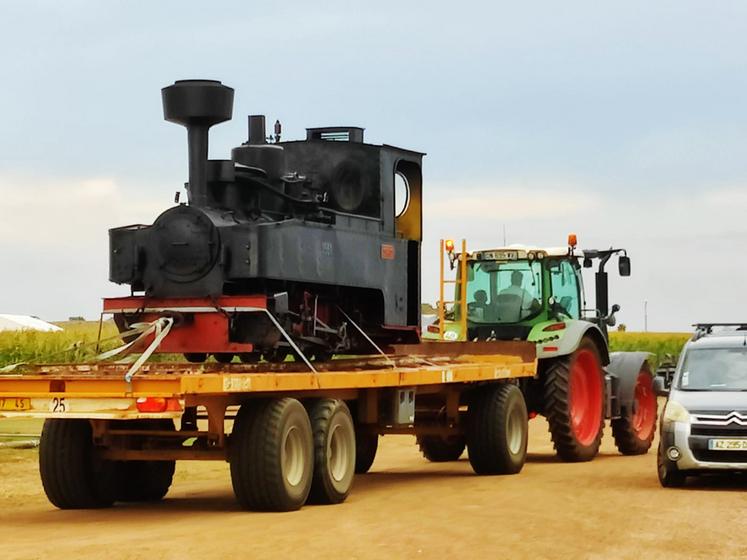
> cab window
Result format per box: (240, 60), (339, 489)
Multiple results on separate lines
(549, 260), (580, 319)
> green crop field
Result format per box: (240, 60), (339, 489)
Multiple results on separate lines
(0, 321), (689, 369)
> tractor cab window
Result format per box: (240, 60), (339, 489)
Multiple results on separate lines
(549, 260), (581, 319)
(464, 259), (542, 324)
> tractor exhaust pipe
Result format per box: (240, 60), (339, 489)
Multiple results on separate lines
(161, 80), (234, 207)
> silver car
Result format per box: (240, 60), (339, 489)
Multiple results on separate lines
(656, 323), (747, 487)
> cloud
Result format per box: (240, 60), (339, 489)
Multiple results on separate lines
(425, 183), (602, 221)
(0, 173), (166, 247)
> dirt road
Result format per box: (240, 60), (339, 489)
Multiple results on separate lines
(1, 416), (746, 560)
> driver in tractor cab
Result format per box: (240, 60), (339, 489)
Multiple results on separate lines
(497, 270), (536, 322)
(468, 289), (490, 320)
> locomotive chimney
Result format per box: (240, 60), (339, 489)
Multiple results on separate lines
(161, 80), (234, 207)
(247, 115), (266, 144)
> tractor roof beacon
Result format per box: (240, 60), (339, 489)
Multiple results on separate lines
(430, 235), (657, 462)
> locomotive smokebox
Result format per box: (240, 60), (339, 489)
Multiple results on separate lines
(162, 80), (234, 207)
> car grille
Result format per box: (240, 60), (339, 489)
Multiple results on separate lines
(690, 425), (747, 437)
(692, 449), (747, 463)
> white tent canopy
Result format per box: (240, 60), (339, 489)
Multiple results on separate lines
(0, 314), (62, 332)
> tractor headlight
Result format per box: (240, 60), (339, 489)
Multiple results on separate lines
(663, 400), (690, 424)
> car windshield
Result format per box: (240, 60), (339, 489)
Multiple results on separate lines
(464, 259), (542, 324)
(677, 347), (747, 391)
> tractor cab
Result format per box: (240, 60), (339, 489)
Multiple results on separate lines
(428, 235), (631, 346)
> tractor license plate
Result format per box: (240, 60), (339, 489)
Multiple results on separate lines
(708, 439), (747, 451)
(0, 398), (31, 411)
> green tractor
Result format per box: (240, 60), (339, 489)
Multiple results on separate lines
(425, 236), (657, 462)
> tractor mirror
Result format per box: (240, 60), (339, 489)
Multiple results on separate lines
(583, 257), (593, 268)
(618, 256), (631, 276)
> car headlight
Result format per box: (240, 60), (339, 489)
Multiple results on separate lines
(663, 400), (690, 423)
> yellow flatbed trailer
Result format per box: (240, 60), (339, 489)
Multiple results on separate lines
(0, 341), (536, 511)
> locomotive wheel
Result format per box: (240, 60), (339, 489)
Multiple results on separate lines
(239, 353), (260, 364)
(40, 419), (120, 509)
(117, 420), (176, 502)
(543, 338), (605, 462)
(266, 348), (289, 363)
(230, 398), (314, 511)
(417, 435), (466, 462)
(307, 399), (356, 504)
(214, 353), (235, 364)
(466, 383), (528, 475)
(612, 365), (657, 455)
(184, 353), (207, 363)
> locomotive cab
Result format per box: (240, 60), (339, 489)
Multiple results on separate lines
(107, 79), (423, 363)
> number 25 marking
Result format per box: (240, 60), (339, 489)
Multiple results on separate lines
(52, 397), (66, 413)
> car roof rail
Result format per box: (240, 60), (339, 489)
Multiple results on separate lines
(692, 323), (747, 340)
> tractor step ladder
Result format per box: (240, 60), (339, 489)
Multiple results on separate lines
(438, 239), (468, 341)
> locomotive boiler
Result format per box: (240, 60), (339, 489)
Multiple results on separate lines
(105, 80), (423, 362)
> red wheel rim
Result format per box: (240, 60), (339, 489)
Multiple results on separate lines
(568, 349), (603, 446)
(631, 370), (656, 441)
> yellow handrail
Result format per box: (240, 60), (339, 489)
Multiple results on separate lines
(438, 239), (468, 341)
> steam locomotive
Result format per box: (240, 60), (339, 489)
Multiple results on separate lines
(105, 80), (423, 362)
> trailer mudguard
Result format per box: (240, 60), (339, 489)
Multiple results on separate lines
(530, 320), (610, 365)
(606, 351), (652, 416)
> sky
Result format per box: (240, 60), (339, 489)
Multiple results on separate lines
(1, 1), (746, 331)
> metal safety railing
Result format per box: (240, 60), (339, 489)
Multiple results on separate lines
(438, 239), (468, 341)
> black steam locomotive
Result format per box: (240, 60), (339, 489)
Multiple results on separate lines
(105, 80), (423, 362)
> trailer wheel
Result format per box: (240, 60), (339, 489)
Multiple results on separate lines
(417, 435), (466, 462)
(117, 420), (176, 502)
(544, 338), (605, 462)
(612, 365), (657, 455)
(39, 419), (120, 509)
(467, 383), (528, 475)
(657, 443), (686, 488)
(354, 431), (378, 474)
(230, 398), (313, 511)
(308, 399), (356, 504)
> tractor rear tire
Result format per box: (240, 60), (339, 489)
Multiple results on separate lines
(230, 398), (314, 511)
(417, 435), (466, 462)
(308, 399), (356, 504)
(543, 338), (605, 462)
(354, 431), (378, 474)
(612, 364), (657, 455)
(466, 383), (528, 475)
(117, 420), (176, 502)
(39, 419), (120, 509)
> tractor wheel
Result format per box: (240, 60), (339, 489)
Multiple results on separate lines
(230, 398), (313, 511)
(417, 435), (466, 462)
(354, 431), (378, 474)
(543, 338), (605, 462)
(307, 399), (356, 504)
(612, 364), (657, 455)
(657, 443), (686, 488)
(117, 420), (176, 502)
(466, 383), (528, 475)
(39, 419), (120, 509)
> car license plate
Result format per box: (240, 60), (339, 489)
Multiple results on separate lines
(708, 439), (747, 450)
(0, 398), (31, 411)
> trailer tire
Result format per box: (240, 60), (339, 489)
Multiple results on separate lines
(544, 338), (605, 462)
(39, 419), (120, 509)
(354, 431), (378, 474)
(230, 398), (313, 511)
(467, 383), (528, 475)
(117, 420), (176, 502)
(417, 435), (466, 462)
(308, 399), (356, 504)
(612, 365), (657, 455)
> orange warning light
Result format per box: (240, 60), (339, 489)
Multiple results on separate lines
(567, 233), (577, 248)
(445, 239), (455, 253)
